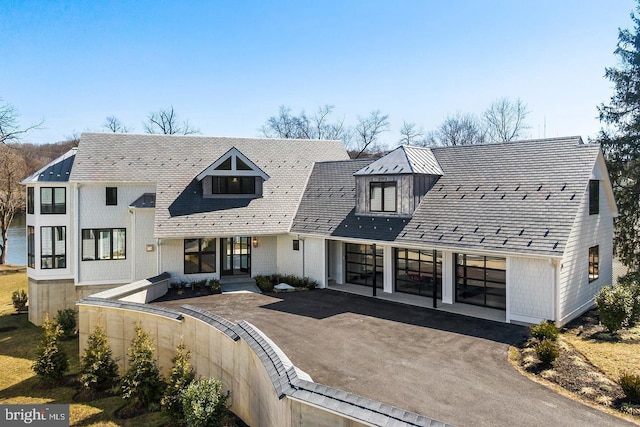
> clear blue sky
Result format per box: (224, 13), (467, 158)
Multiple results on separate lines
(1, 0), (636, 147)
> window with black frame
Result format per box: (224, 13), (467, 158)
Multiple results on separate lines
(27, 226), (35, 268)
(81, 228), (126, 260)
(41, 226), (66, 269)
(395, 248), (442, 298)
(27, 187), (34, 214)
(455, 254), (506, 310)
(212, 176), (255, 194)
(184, 238), (216, 274)
(40, 187), (66, 214)
(345, 243), (383, 288)
(370, 182), (396, 212)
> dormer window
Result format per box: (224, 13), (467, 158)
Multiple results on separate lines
(197, 147), (270, 198)
(370, 182), (397, 212)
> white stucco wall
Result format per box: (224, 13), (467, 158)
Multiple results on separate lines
(558, 155), (615, 325)
(507, 256), (554, 324)
(77, 183), (155, 285)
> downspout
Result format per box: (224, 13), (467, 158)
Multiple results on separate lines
(73, 183), (80, 285)
(301, 237), (305, 278)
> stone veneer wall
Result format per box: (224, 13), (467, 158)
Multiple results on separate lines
(77, 277), (449, 427)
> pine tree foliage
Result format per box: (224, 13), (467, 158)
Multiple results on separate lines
(121, 325), (165, 408)
(32, 315), (68, 383)
(162, 342), (196, 419)
(79, 326), (119, 391)
(598, 3), (640, 269)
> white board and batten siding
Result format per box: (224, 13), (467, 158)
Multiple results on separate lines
(558, 157), (614, 326)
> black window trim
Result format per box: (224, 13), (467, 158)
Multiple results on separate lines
(589, 180), (599, 215)
(27, 226), (35, 268)
(589, 245), (599, 283)
(370, 181), (397, 212)
(40, 225), (66, 269)
(211, 176), (256, 195)
(184, 238), (217, 274)
(81, 228), (127, 261)
(40, 187), (66, 215)
(27, 187), (34, 214)
(106, 187), (118, 206)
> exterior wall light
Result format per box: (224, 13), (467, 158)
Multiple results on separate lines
(146, 244), (155, 252)
(252, 237), (258, 248)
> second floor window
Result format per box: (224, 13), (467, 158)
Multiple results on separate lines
(589, 180), (599, 215)
(41, 187), (66, 214)
(106, 187), (118, 205)
(212, 176), (255, 195)
(27, 226), (35, 268)
(370, 182), (397, 212)
(82, 228), (126, 260)
(27, 187), (34, 214)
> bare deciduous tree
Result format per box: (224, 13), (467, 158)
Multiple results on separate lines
(483, 97), (530, 143)
(261, 105), (347, 140)
(399, 121), (426, 146)
(0, 99), (43, 145)
(0, 145), (27, 264)
(104, 116), (132, 133)
(426, 113), (486, 146)
(352, 110), (390, 158)
(144, 106), (200, 135)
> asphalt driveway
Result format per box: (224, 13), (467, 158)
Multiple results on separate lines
(155, 289), (634, 427)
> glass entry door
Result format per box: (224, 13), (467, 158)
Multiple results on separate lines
(220, 237), (251, 276)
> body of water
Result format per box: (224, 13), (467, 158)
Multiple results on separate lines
(6, 213), (26, 266)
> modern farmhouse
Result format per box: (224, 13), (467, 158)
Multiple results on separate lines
(23, 133), (616, 326)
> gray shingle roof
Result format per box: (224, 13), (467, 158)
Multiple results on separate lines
(354, 145), (443, 176)
(22, 147), (76, 183)
(71, 133), (349, 238)
(293, 136), (602, 257)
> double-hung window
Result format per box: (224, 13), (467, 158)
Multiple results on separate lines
(370, 182), (397, 212)
(41, 187), (66, 214)
(41, 226), (66, 269)
(82, 228), (126, 260)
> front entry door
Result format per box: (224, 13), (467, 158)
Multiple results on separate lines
(220, 237), (251, 276)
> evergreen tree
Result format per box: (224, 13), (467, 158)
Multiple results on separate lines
(32, 315), (68, 383)
(162, 342), (196, 419)
(79, 326), (119, 391)
(598, 2), (640, 269)
(121, 325), (165, 409)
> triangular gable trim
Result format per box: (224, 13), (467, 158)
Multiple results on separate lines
(196, 147), (269, 181)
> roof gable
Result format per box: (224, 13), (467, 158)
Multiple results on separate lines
(196, 147), (269, 181)
(353, 145), (443, 176)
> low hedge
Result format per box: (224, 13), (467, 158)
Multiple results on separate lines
(254, 274), (318, 292)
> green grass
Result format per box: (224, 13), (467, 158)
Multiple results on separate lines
(0, 271), (172, 426)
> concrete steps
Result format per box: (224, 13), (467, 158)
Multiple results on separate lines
(219, 276), (261, 294)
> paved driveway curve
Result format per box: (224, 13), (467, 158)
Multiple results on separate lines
(156, 290), (634, 427)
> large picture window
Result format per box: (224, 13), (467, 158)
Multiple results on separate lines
(184, 238), (216, 274)
(82, 228), (126, 260)
(589, 246), (599, 282)
(40, 187), (66, 214)
(27, 187), (34, 214)
(455, 254), (506, 310)
(212, 176), (255, 195)
(589, 180), (599, 215)
(395, 248), (442, 299)
(345, 243), (383, 288)
(370, 182), (396, 212)
(27, 226), (35, 268)
(41, 226), (66, 269)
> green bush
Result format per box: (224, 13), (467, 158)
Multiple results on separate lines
(79, 326), (119, 391)
(535, 339), (559, 366)
(121, 325), (166, 408)
(32, 315), (68, 383)
(208, 279), (221, 294)
(254, 275), (274, 292)
(620, 371), (640, 404)
(529, 321), (559, 342)
(181, 378), (230, 427)
(595, 284), (633, 333)
(11, 289), (28, 312)
(55, 308), (76, 336)
(163, 343), (196, 420)
(618, 271), (640, 325)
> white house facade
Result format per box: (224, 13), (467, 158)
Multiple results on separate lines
(23, 133), (616, 327)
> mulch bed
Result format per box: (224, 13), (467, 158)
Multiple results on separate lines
(514, 310), (640, 418)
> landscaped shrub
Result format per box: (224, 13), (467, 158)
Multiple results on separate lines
(55, 308), (76, 336)
(620, 371), (640, 404)
(254, 275), (274, 292)
(32, 315), (68, 383)
(529, 321), (559, 342)
(180, 378), (230, 427)
(162, 343), (196, 420)
(121, 325), (166, 409)
(11, 289), (28, 312)
(208, 279), (221, 294)
(618, 271), (640, 325)
(79, 326), (119, 391)
(595, 284), (633, 333)
(535, 339), (559, 366)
